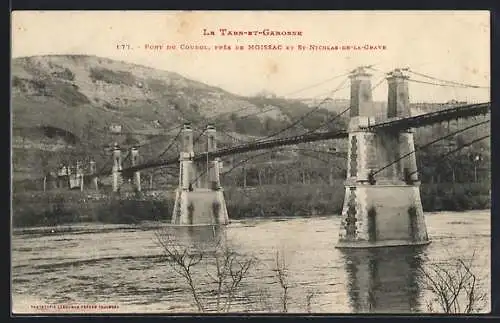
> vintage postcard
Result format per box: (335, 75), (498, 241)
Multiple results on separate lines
(11, 11), (491, 314)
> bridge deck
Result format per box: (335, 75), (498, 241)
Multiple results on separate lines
(117, 102), (490, 174)
(367, 103), (490, 131)
(121, 130), (349, 173)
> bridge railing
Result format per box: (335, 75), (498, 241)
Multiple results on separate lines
(119, 102), (489, 174)
(367, 102), (490, 131)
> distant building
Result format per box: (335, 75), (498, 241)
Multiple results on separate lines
(56, 162), (85, 189)
(446, 100), (467, 105)
(256, 90), (277, 99)
(58, 165), (70, 176)
(109, 124), (122, 133)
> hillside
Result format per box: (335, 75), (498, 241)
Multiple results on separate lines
(10, 55), (332, 180)
(11, 55), (489, 185)
(12, 55), (296, 134)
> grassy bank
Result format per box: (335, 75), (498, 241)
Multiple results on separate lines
(12, 182), (490, 227)
(12, 190), (174, 228)
(420, 182), (490, 212)
(224, 182), (346, 219)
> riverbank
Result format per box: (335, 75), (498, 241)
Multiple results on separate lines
(12, 182), (490, 228)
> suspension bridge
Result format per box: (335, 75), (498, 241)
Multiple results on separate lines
(72, 66), (490, 248)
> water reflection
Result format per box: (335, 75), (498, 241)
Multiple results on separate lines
(341, 246), (426, 313)
(11, 213), (490, 313)
(155, 225), (228, 254)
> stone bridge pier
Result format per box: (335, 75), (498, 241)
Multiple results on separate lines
(112, 143), (123, 193)
(130, 146), (141, 192)
(112, 144), (142, 193)
(337, 67), (430, 248)
(171, 123), (229, 225)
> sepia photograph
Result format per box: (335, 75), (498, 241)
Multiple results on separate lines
(11, 10), (491, 314)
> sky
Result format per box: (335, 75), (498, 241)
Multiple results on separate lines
(12, 11), (490, 103)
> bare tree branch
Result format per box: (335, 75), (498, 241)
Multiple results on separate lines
(418, 251), (487, 314)
(155, 227), (256, 313)
(274, 251), (290, 313)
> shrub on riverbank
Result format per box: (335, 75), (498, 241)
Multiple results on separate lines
(11, 182), (490, 227)
(224, 183), (345, 219)
(224, 182), (490, 218)
(420, 182), (490, 212)
(12, 192), (82, 227)
(12, 191), (174, 227)
(93, 197), (173, 224)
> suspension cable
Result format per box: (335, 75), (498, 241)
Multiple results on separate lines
(371, 76), (387, 91)
(407, 78), (490, 90)
(297, 74), (384, 136)
(257, 97), (330, 139)
(253, 77), (349, 143)
(159, 104), (281, 140)
(122, 151), (131, 164)
(114, 132), (174, 150)
(150, 72), (353, 136)
(294, 77), (385, 135)
(156, 128), (183, 159)
(217, 129), (248, 144)
(297, 105), (350, 135)
(117, 71), (354, 151)
(96, 156), (113, 176)
(237, 147), (346, 168)
(407, 78), (479, 88)
(159, 66), (384, 140)
(192, 128), (207, 147)
(408, 135), (490, 176)
(372, 119), (489, 176)
(285, 71), (352, 97)
(407, 70), (489, 89)
(215, 145), (346, 181)
(229, 105), (283, 123)
(215, 149), (344, 190)
(120, 128), (182, 170)
(194, 148), (283, 183)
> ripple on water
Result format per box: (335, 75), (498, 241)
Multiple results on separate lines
(11, 212), (491, 313)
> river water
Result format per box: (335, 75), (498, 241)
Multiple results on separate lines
(11, 211), (490, 314)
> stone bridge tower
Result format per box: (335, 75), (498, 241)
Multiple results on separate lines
(89, 159), (98, 190)
(110, 145), (142, 193)
(337, 67), (429, 248)
(130, 147), (141, 192)
(171, 123), (229, 225)
(112, 143), (123, 193)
